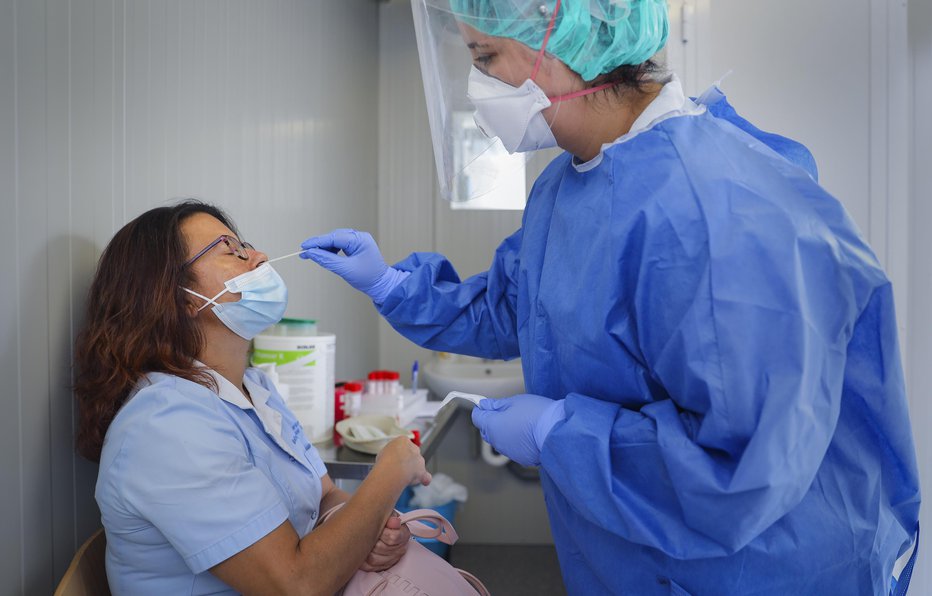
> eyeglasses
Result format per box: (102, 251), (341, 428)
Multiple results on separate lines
(184, 234), (255, 267)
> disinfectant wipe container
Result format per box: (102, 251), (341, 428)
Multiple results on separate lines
(252, 318), (335, 444)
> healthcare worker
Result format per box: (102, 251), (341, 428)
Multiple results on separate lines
(301, 1), (920, 594)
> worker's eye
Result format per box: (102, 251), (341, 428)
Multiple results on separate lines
(473, 54), (494, 68)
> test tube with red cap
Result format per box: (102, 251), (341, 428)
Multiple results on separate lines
(344, 381), (364, 417)
(367, 371), (382, 395)
(385, 370), (401, 395)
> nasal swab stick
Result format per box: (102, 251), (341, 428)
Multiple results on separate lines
(268, 250), (304, 263)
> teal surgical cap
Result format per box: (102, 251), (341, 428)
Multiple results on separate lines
(450, 0), (669, 81)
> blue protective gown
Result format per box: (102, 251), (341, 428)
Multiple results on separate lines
(378, 91), (920, 595)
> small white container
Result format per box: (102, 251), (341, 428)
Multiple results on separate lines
(357, 389), (428, 426)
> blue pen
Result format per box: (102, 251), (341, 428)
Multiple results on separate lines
(411, 360), (419, 394)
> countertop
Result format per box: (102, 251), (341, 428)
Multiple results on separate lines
(317, 397), (467, 480)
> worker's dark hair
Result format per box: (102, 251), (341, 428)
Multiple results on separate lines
(588, 59), (666, 96)
(73, 199), (237, 462)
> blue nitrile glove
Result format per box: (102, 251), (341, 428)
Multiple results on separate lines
(471, 394), (566, 467)
(300, 229), (409, 305)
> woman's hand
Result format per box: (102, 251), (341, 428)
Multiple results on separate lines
(349, 437), (427, 572)
(376, 436), (432, 487)
(358, 514), (412, 571)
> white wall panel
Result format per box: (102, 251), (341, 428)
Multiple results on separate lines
(16, 0), (55, 590)
(377, 0), (523, 385)
(46, 0), (79, 579)
(0, 0), (23, 590)
(377, 0), (550, 546)
(1, 0), (380, 590)
(700, 2), (911, 341)
(907, 1), (932, 591)
(377, 0), (436, 383)
(703, 0), (873, 233)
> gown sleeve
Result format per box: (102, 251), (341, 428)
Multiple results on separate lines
(539, 174), (873, 558)
(377, 227), (524, 361)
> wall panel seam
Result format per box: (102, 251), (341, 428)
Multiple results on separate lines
(14, 0), (25, 590)
(67, 0), (77, 549)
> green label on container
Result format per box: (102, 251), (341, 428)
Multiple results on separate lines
(251, 348), (318, 366)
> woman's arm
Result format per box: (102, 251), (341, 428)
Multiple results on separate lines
(316, 474), (412, 572)
(318, 474), (350, 515)
(211, 437), (429, 596)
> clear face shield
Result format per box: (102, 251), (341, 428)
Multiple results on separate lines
(412, 0), (567, 207)
(412, 0), (670, 207)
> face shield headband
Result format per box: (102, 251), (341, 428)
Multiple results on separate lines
(532, 0), (616, 104)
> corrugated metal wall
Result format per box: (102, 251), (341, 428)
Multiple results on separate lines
(0, 1), (380, 592)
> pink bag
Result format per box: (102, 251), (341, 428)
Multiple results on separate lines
(319, 504), (490, 596)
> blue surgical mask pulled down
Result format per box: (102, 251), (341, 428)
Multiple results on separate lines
(184, 263), (288, 340)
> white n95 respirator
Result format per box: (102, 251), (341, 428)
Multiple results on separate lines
(466, 66), (559, 154)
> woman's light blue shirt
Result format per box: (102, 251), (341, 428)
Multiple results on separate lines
(96, 367), (328, 595)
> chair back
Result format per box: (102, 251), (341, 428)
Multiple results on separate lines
(54, 528), (110, 596)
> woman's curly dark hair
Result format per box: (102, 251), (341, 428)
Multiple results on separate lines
(74, 199), (239, 461)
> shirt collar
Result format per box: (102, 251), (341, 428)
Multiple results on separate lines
(627, 74), (690, 134)
(194, 361), (277, 422)
(195, 361), (264, 410)
(572, 74), (704, 173)
(243, 373), (272, 408)
(195, 361), (313, 468)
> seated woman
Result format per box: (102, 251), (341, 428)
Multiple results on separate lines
(74, 199), (431, 595)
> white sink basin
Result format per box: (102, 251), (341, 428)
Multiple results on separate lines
(422, 357), (525, 399)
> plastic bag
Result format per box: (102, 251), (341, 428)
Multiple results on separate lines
(410, 473), (467, 508)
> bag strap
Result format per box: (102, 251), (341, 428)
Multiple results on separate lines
(396, 509), (459, 545)
(457, 568), (492, 596)
(318, 504), (459, 546)
(318, 502), (346, 526)
(317, 502), (409, 525)
(322, 502), (490, 596)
